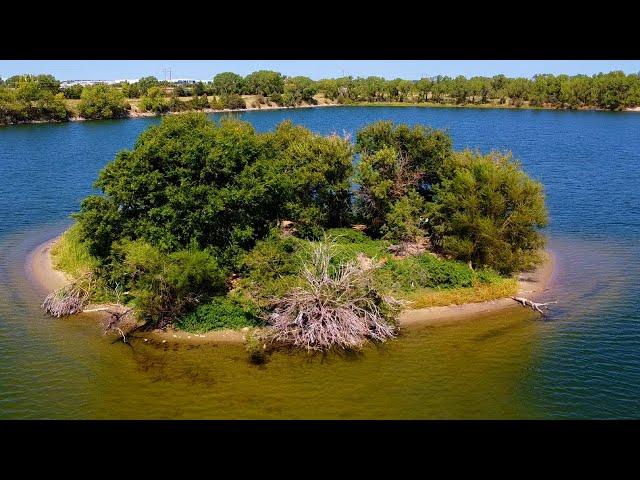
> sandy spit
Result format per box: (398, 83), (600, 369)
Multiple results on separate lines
(398, 251), (555, 327)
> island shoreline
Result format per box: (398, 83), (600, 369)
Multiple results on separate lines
(27, 235), (555, 345)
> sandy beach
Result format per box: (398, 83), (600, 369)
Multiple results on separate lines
(399, 251), (554, 327)
(28, 236), (554, 345)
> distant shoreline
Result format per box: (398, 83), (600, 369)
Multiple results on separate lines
(28, 236), (554, 347)
(3, 99), (639, 128)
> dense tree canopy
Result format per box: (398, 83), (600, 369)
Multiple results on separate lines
(75, 113), (354, 263)
(139, 86), (169, 113)
(428, 151), (548, 273)
(243, 70), (285, 97)
(282, 76), (318, 106)
(0, 74), (69, 124)
(354, 121), (453, 239)
(78, 84), (129, 119)
(212, 72), (244, 95)
(136, 76), (160, 95)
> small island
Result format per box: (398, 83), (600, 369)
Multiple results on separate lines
(38, 113), (550, 356)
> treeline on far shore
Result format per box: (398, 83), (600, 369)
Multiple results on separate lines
(2, 70), (640, 125)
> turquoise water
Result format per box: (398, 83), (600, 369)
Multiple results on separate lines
(1, 106), (638, 418)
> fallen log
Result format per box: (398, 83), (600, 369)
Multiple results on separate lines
(103, 307), (134, 342)
(512, 297), (557, 315)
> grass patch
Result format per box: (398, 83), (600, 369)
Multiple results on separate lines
(374, 253), (475, 291)
(176, 296), (262, 333)
(50, 223), (99, 278)
(325, 228), (391, 262)
(399, 277), (518, 309)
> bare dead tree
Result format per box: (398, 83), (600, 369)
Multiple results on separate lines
(265, 239), (401, 351)
(41, 273), (93, 317)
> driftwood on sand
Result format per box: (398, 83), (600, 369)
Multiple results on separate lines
(512, 296), (557, 315)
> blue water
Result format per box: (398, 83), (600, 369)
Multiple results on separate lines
(1, 107), (639, 418)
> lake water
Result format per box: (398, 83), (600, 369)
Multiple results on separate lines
(1, 106), (639, 419)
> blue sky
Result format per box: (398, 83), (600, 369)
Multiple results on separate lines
(1, 60), (639, 81)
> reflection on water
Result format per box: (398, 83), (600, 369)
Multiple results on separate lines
(1, 107), (639, 418)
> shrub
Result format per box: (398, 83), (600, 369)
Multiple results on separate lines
(236, 231), (307, 302)
(139, 86), (169, 113)
(62, 84), (83, 99)
(78, 84), (129, 119)
(380, 191), (427, 242)
(116, 240), (228, 327)
(429, 150), (548, 274)
(187, 94), (210, 110)
(219, 93), (246, 110)
(268, 93), (283, 105)
(374, 253), (475, 292)
(176, 296), (261, 333)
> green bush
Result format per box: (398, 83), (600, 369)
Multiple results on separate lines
(62, 84), (83, 99)
(114, 240), (228, 327)
(78, 84), (129, 119)
(139, 86), (169, 113)
(176, 296), (261, 333)
(0, 80), (70, 124)
(374, 253), (474, 292)
(324, 228), (390, 263)
(236, 231), (307, 301)
(429, 150), (548, 274)
(268, 93), (283, 105)
(187, 94), (210, 110)
(219, 93), (246, 110)
(354, 121), (452, 237)
(381, 191), (427, 242)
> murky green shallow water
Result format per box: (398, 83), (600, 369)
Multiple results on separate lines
(1, 107), (639, 418)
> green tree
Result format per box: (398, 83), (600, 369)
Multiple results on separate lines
(592, 71), (631, 109)
(282, 76), (318, 106)
(78, 84), (129, 119)
(415, 77), (433, 102)
(62, 84), (84, 99)
(218, 93), (246, 109)
(75, 113), (354, 264)
(139, 86), (169, 113)
(355, 121), (453, 239)
(212, 72), (244, 95)
(34, 92), (69, 121)
(243, 70), (285, 96)
(136, 76), (159, 95)
(429, 150), (548, 274)
(505, 77), (532, 106)
(120, 81), (141, 98)
(559, 75), (593, 108)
